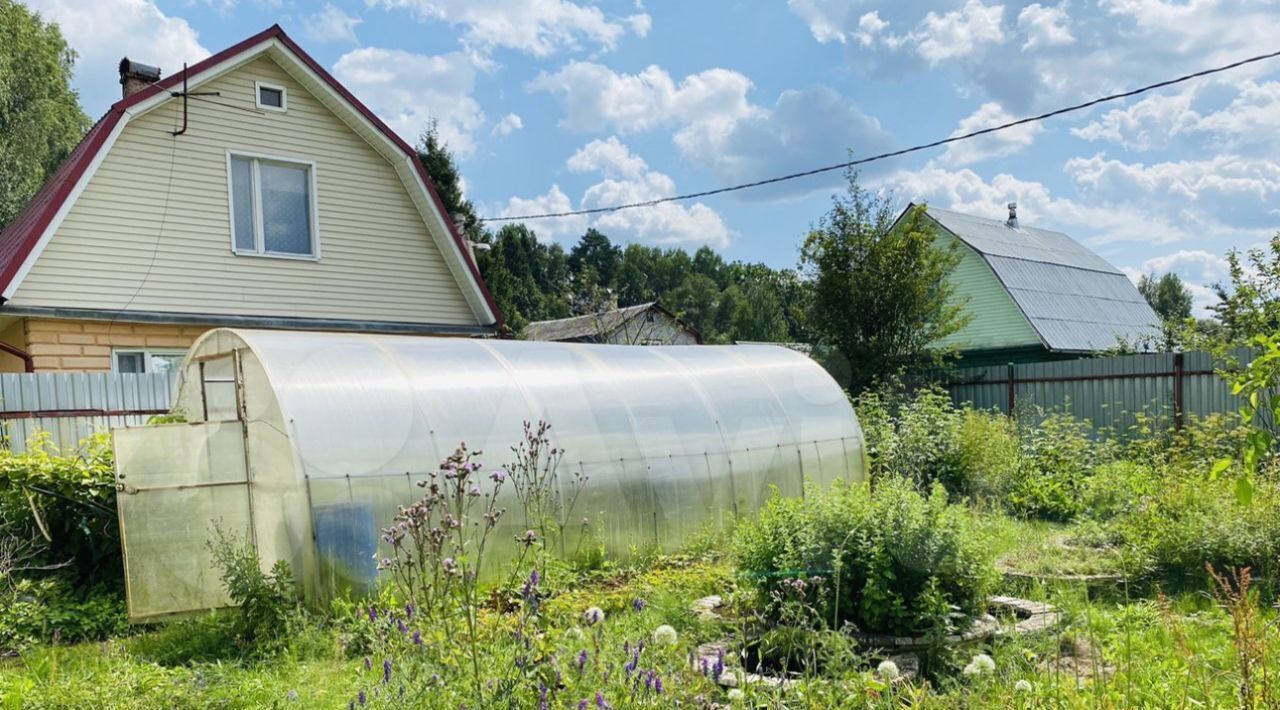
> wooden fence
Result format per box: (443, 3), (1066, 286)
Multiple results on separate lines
(924, 349), (1253, 437)
(0, 371), (179, 453)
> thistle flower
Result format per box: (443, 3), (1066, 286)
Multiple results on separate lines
(490, 470), (507, 483)
(652, 625), (678, 646)
(468, 485), (482, 497)
(876, 659), (900, 681)
(583, 607), (605, 626)
(1015, 679), (1034, 693)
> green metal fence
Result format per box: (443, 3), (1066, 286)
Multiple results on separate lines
(925, 349), (1254, 437)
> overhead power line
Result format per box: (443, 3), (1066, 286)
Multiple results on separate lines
(481, 48), (1280, 224)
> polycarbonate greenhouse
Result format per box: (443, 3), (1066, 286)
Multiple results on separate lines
(113, 329), (865, 620)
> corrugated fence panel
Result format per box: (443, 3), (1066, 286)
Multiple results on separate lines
(0, 371), (179, 453)
(926, 350), (1253, 439)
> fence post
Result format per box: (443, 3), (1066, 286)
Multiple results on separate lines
(1173, 352), (1185, 430)
(1006, 362), (1016, 418)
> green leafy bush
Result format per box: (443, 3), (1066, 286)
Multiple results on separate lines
(1006, 413), (1107, 521)
(0, 432), (120, 586)
(857, 386), (966, 492)
(734, 477), (996, 636)
(207, 527), (300, 655)
(956, 409), (1020, 501)
(1080, 461), (1159, 521)
(1109, 476), (1280, 588)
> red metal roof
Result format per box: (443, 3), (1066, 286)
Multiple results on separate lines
(0, 25), (503, 328)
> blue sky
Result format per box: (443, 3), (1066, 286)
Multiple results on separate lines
(27, 0), (1280, 312)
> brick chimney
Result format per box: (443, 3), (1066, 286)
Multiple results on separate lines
(118, 58), (161, 99)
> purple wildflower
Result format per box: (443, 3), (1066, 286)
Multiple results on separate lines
(396, 618), (408, 634)
(577, 649), (589, 673)
(578, 701), (588, 710)
(404, 603), (415, 620)
(357, 690), (367, 706)
(713, 648), (725, 683)
(363, 656), (372, 671)
(596, 692), (610, 709)
(539, 684), (549, 710)
(655, 676), (663, 694)
(382, 659), (392, 685)
(490, 470), (507, 483)
(632, 598), (647, 613)
(412, 630), (423, 645)
(367, 607), (378, 623)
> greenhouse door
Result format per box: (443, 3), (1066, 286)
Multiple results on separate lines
(114, 421), (253, 621)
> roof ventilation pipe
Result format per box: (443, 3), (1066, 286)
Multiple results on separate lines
(1006, 202), (1018, 229)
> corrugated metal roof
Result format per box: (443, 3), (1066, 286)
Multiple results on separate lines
(523, 302), (701, 343)
(926, 206), (1118, 273)
(923, 206), (1161, 352)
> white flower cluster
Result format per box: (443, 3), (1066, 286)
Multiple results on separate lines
(876, 659), (901, 681)
(962, 653), (995, 676)
(652, 624), (678, 646)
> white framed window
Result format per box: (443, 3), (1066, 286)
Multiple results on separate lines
(254, 81), (287, 112)
(226, 151), (320, 259)
(113, 349), (187, 374)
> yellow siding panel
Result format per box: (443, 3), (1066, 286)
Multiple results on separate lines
(9, 55), (478, 326)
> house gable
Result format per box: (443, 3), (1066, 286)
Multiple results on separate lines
(0, 27), (499, 331)
(931, 228), (1043, 353)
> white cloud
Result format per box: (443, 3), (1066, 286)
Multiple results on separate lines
(789, 0), (1280, 113)
(566, 137), (647, 179)
(530, 60), (895, 200)
(627, 13), (652, 37)
(498, 185), (590, 240)
(501, 139), (731, 248)
(914, 0), (1006, 65)
(1065, 154), (1280, 205)
(368, 0), (646, 59)
(1016, 3), (1074, 50)
(303, 3), (363, 44)
(793, 0), (1006, 66)
(26, 0), (209, 113)
(492, 113), (523, 136)
(1073, 78), (1280, 154)
(941, 101), (1043, 165)
(675, 85), (895, 198)
(1070, 91), (1200, 150)
(332, 48), (484, 156)
(526, 62), (755, 134)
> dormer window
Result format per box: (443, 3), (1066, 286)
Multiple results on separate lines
(255, 81), (286, 112)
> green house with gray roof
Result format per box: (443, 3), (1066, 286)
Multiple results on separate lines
(907, 203), (1160, 366)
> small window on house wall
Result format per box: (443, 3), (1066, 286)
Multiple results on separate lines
(255, 81), (286, 112)
(113, 349), (187, 374)
(227, 152), (318, 258)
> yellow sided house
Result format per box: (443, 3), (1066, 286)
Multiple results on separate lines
(0, 26), (501, 374)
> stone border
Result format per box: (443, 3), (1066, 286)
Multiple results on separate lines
(690, 595), (1059, 690)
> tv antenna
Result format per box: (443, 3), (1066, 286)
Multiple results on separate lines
(170, 63), (220, 136)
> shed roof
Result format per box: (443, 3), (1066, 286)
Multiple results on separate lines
(920, 205), (1160, 352)
(523, 301), (701, 343)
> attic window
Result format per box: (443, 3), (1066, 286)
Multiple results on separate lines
(255, 81), (286, 112)
(228, 152), (318, 258)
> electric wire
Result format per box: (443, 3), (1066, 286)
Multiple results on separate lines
(480, 47), (1280, 223)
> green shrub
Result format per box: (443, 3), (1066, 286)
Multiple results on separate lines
(0, 432), (120, 586)
(956, 409), (1020, 500)
(1080, 461), (1159, 521)
(856, 386), (966, 491)
(734, 477), (996, 636)
(1109, 477), (1280, 588)
(207, 527), (300, 655)
(1007, 413), (1106, 521)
